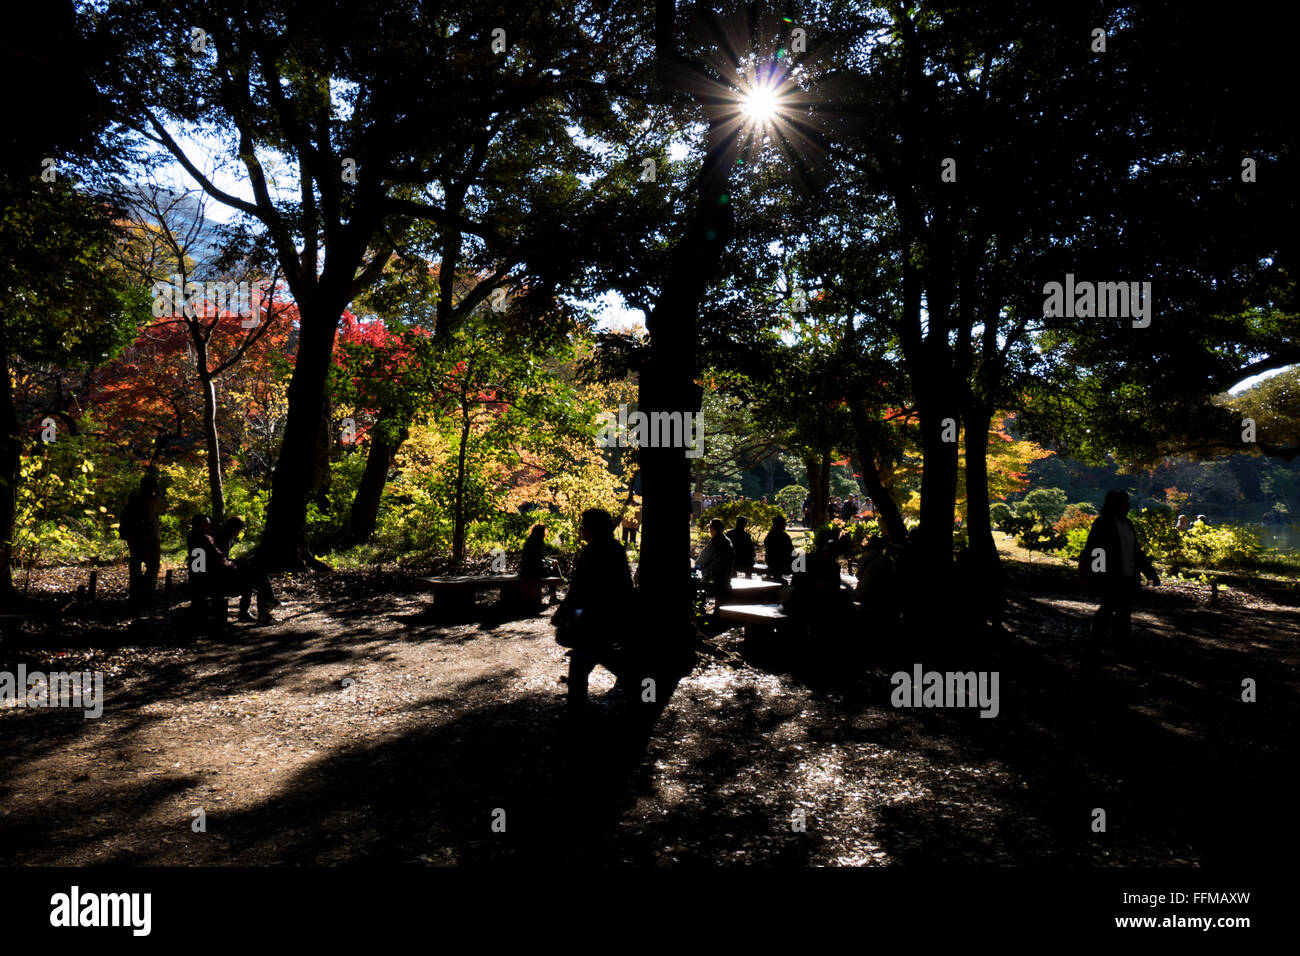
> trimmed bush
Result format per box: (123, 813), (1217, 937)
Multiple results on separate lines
(698, 499), (787, 541)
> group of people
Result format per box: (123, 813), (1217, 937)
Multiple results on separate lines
(118, 473), (276, 623)
(801, 493), (871, 527)
(187, 513), (276, 623)
(1174, 513), (1209, 531)
(694, 514), (791, 589)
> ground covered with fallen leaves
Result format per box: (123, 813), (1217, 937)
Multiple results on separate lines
(1, 560), (1295, 866)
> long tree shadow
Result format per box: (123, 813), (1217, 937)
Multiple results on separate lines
(83, 668), (690, 866)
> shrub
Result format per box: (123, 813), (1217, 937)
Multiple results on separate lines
(1129, 507), (1182, 565)
(1179, 522), (1263, 570)
(1017, 525), (1063, 552)
(1053, 505), (1096, 537)
(989, 502), (1012, 529)
(1014, 487), (1068, 527)
(1057, 525), (1091, 561)
(698, 499), (787, 541)
(775, 484), (808, 519)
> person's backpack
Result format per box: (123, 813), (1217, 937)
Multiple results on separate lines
(118, 495), (146, 540)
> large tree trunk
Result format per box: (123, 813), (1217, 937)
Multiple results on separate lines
(259, 295), (346, 570)
(962, 404), (999, 569)
(917, 399), (959, 559)
(347, 414), (406, 545)
(638, 109), (739, 660)
(803, 451), (831, 528)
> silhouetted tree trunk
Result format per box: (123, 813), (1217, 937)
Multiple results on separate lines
(638, 0), (742, 657)
(853, 453), (907, 546)
(451, 401), (471, 569)
(260, 286), (351, 570)
(193, 341), (225, 525)
(963, 401), (999, 569)
(803, 450), (831, 528)
(347, 413), (406, 545)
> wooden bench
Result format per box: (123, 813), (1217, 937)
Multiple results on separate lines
(417, 574), (563, 611)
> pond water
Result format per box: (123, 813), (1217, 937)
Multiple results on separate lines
(1252, 523), (1300, 552)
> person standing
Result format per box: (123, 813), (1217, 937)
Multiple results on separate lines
(552, 509), (635, 708)
(122, 475), (165, 604)
(620, 497), (641, 546)
(1077, 490), (1159, 644)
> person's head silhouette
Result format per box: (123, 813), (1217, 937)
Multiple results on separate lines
(1102, 490), (1130, 517)
(580, 508), (615, 543)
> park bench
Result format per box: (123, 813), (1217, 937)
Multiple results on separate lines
(709, 576), (784, 604)
(718, 597), (867, 639)
(717, 603), (790, 639)
(417, 574), (563, 611)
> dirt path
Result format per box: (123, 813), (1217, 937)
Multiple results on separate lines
(2, 566), (1296, 865)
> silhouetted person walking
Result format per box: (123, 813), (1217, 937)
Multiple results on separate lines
(1078, 490), (1159, 645)
(122, 475), (165, 604)
(552, 509), (634, 708)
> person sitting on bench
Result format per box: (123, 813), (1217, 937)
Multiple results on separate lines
(763, 514), (794, 578)
(782, 531), (852, 619)
(187, 514), (272, 623)
(519, 524), (557, 578)
(694, 518), (735, 595)
(216, 516), (275, 623)
(853, 534), (895, 609)
(728, 515), (756, 576)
